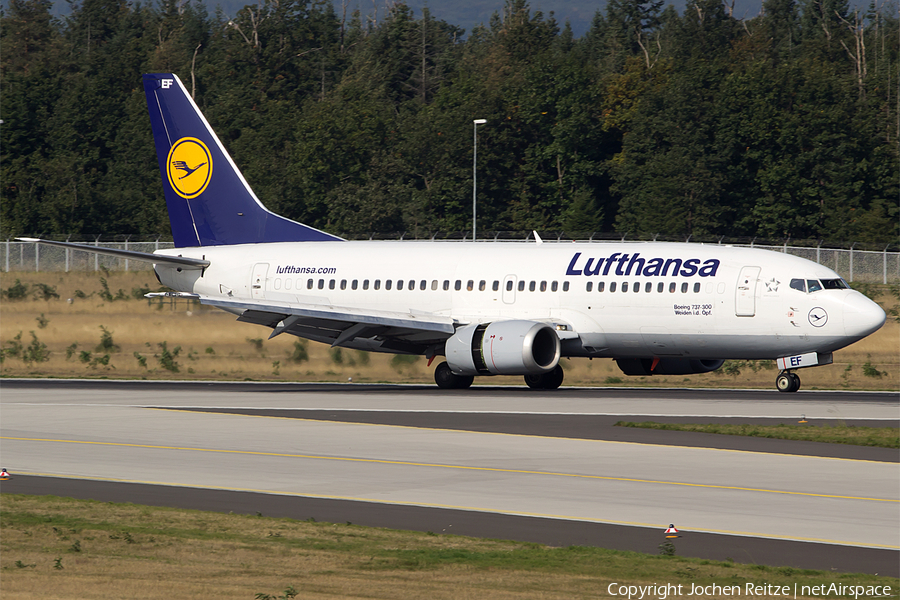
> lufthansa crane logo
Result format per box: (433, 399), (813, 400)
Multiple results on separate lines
(808, 307), (828, 327)
(166, 137), (212, 199)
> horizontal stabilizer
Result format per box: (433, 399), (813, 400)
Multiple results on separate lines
(16, 238), (210, 269)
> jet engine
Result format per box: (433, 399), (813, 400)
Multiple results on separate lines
(445, 321), (561, 376)
(614, 358), (725, 376)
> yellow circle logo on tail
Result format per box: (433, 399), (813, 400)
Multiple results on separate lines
(166, 137), (212, 199)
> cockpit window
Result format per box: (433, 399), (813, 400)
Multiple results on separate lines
(821, 278), (849, 290)
(790, 279), (806, 292)
(807, 279), (823, 292)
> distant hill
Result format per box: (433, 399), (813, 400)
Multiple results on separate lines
(41, 0), (767, 37)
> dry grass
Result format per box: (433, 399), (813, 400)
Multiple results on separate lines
(1, 271), (897, 390)
(1, 494), (895, 600)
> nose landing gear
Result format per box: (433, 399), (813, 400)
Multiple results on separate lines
(775, 371), (801, 393)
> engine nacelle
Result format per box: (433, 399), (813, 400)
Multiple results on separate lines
(615, 358), (725, 376)
(445, 321), (561, 376)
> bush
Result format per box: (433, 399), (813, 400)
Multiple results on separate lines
(2, 279), (28, 300)
(290, 340), (309, 363)
(32, 283), (59, 300)
(156, 342), (181, 372)
(22, 332), (50, 364)
(862, 355), (885, 378)
(96, 326), (120, 353)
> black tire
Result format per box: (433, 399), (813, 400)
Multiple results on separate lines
(456, 375), (474, 389)
(790, 372), (801, 392)
(524, 373), (545, 389)
(524, 365), (564, 390)
(434, 362), (460, 389)
(542, 365), (564, 390)
(776, 372), (795, 393)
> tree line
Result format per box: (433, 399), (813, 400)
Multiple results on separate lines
(2, 0), (898, 247)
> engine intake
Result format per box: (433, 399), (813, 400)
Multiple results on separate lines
(445, 321), (561, 376)
(615, 358), (724, 376)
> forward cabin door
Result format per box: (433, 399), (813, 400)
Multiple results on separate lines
(735, 266), (760, 317)
(251, 263), (269, 299)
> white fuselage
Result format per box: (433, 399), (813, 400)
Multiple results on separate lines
(155, 241), (885, 360)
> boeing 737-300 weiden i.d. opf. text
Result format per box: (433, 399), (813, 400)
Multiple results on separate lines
(20, 73), (887, 392)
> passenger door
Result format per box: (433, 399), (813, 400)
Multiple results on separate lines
(735, 266), (760, 317)
(251, 263), (269, 299)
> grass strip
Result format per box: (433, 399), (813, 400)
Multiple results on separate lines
(613, 422), (900, 448)
(1, 494), (897, 599)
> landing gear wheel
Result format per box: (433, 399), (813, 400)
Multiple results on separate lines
(776, 371), (800, 393)
(434, 362), (474, 390)
(524, 365), (564, 390)
(542, 364), (564, 390)
(524, 373), (544, 389)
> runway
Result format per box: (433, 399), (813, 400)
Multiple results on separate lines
(1, 379), (898, 576)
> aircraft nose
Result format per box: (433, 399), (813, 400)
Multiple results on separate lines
(843, 292), (886, 338)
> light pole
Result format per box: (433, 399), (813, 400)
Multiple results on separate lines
(473, 119), (486, 241)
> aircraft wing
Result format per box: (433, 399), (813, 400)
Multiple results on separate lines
(198, 295), (456, 353)
(16, 238), (209, 269)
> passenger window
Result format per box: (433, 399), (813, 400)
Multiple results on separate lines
(467, 280), (474, 291)
(693, 282), (700, 293)
(479, 280), (486, 291)
(493, 281), (500, 292)
(455, 280), (462, 291)
(622, 282), (629, 292)
(420, 280), (427, 290)
(329, 279), (335, 290)
(790, 278), (806, 292)
(586, 282), (593, 292)
(318, 279), (325, 290)
(540, 281), (547, 292)
(340, 279), (347, 290)
(506, 280), (514, 291)
(274, 278), (282, 290)
(633, 282), (639, 293)
(669, 282), (676, 293)
(518, 281), (525, 292)
(397, 280), (404, 290)
(374, 280), (381, 290)
(551, 281), (558, 292)
(363, 279), (369, 290)
(645, 282), (652, 293)
(563, 282), (569, 292)
(681, 282), (688, 293)
(657, 282), (664, 293)
(352, 280), (358, 290)
(443, 280), (450, 291)
(610, 282), (617, 292)
(285, 278), (292, 290)
(409, 280), (415, 290)
(807, 279), (822, 292)
(432, 280), (438, 290)
(307, 279), (314, 289)
(597, 282), (605, 292)
(386, 280), (392, 290)
(529, 281), (536, 292)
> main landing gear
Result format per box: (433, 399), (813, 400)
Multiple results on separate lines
(775, 370), (801, 393)
(434, 362), (474, 389)
(524, 364), (564, 390)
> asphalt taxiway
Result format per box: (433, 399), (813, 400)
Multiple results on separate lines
(1, 380), (897, 576)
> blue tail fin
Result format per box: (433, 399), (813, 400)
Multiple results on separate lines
(143, 73), (342, 248)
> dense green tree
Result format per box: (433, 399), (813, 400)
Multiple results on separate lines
(0, 0), (896, 247)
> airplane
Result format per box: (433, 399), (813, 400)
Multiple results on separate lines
(20, 73), (887, 393)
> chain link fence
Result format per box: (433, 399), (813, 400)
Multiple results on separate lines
(3, 235), (898, 283)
